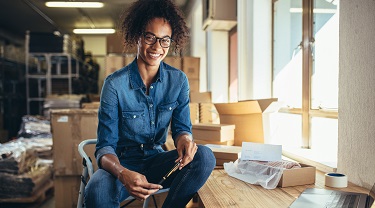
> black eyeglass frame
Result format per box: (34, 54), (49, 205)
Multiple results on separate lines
(142, 32), (173, 48)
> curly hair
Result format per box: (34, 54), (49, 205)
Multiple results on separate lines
(119, 0), (189, 56)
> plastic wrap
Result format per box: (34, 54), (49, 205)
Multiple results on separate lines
(0, 140), (38, 174)
(0, 158), (53, 198)
(17, 115), (52, 139)
(224, 159), (284, 189)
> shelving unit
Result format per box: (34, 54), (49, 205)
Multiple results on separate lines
(25, 32), (83, 115)
(0, 56), (26, 140)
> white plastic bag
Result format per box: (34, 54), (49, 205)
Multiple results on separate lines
(224, 159), (284, 189)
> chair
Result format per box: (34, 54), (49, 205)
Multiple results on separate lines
(77, 139), (169, 208)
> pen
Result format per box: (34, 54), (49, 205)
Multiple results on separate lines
(158, 161), (181, 185)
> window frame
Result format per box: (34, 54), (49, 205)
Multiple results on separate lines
(273, 0), (339, 149)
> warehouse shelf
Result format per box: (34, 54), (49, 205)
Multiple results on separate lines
(0, 56), (27, 140)
(25, 32), (89, 115)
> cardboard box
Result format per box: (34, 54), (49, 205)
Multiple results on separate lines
(192, 123), (235, 142)
(189, 103), (199, 124)
(88, 93), (100, 102)
(182, 56), (200, 79)
(199, 103), (220, 124)
(106, 34), (137, 54)
(188, 79), (199, 92)
(214, 98), (278, 146)
(105, 55), (124, 77)
(190, 92), (211, 103)
(163, 56), (182, 69)
(277, 163), (316, 187)
(105, 55), (135, 77)
(82, 102), (100, 109)
(54, 176), (80, 208)
(106, 33), (124, 54)
(194, 139), (234, 146)
(205, 144), (242, 166)
(163, 133), (175, 151)
(51, 109), (98, 176)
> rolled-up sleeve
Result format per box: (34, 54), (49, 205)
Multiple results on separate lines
(171, 75), (193, 141)
(95, 76), (120, 168)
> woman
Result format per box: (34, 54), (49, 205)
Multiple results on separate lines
(84, 0), (216, 207)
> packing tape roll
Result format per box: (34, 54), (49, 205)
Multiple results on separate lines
(325, 173), (348, 188)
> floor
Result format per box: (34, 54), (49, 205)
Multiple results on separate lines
(39, 197), (54, 208)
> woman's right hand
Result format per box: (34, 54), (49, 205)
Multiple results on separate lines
(118, 169), (163, 201)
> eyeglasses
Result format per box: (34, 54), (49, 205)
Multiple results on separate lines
(143, 32), (173, 48)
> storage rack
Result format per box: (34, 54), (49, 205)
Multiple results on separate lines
(25, 32), (81, 115)
(0, 56), (27, 139)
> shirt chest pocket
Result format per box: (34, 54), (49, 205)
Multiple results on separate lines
(157, 101), (179, 126)
(122, 110), (145, 135)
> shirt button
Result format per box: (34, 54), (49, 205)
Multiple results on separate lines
(151, 121), (155, 125)
(133, 115), (136, 118)
(150, 104), (153, 108)
(150, 86), (154, 89)
(169, 107), (172, 110)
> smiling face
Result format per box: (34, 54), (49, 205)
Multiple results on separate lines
(137, 17), (172, 70)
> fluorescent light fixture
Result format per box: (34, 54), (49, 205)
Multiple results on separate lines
(73, 28), (115, 34)
(45, 1), (104, 8)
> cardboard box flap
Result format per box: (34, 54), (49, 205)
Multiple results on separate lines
(192, 123), (235, 131)
(215, 98), (278, 115)
(255, 98), (278, 112)
(214, 101), (262, 115)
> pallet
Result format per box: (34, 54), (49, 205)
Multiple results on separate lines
(0, 180), (54, 207)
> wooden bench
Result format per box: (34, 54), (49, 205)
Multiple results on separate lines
(197, 169), (369, 208)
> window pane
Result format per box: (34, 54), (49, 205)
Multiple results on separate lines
(311, 0), (339, 109)
(267, 113), (302, 148)
(310, 117), (338, 165)
(273, 0), (302, 108)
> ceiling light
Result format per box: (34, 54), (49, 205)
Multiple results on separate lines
(45, 1), (104, 8)
(73, 28), (115, 34)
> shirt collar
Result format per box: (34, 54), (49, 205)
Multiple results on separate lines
(129, 58), (164, 90)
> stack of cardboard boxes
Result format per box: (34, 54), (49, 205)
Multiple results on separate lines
(51, 109), (98, 208)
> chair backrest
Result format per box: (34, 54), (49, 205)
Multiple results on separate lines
(77, 138), (97, 178)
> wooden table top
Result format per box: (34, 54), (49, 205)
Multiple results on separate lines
(197, 169), (369, 208)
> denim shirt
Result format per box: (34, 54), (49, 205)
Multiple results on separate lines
(95, 58), (192, 166)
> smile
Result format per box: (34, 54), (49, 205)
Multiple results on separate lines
(148, 52), (162, 58)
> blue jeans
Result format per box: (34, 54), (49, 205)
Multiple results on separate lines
(84, 145), (216, 208)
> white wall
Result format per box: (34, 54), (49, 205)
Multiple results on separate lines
(237, 0), (272, 100)
(338, 0), (375, 189)
(186, 0), (208, 92)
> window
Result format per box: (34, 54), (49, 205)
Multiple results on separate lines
(272, 0), (339, 166)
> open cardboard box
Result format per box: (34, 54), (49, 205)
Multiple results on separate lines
(214, 98), (281, 146)
(278, 163), (316, 187)
(206, 144), (316, 187)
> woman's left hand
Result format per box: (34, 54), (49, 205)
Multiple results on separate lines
(175, 135), (198, 170)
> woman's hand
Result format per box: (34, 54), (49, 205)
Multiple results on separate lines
(100, 154), (162, 201)
(118, 169), (162, 201)
(175, 135), (198, 170)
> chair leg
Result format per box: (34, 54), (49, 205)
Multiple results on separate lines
(152, 195), (158, 208)
(143, 197), (150, 208)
